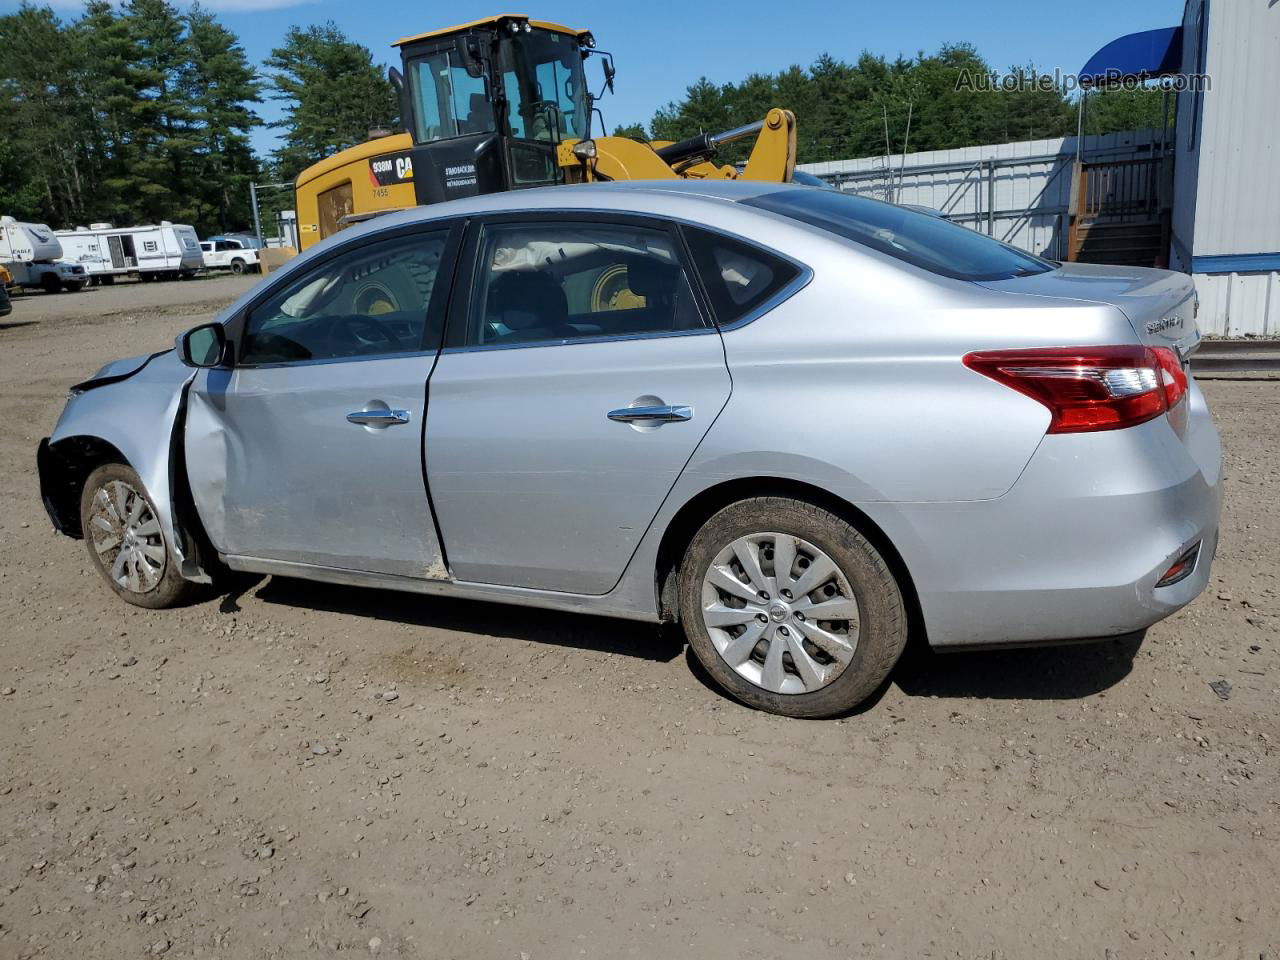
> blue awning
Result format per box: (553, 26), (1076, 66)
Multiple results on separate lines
(1079, 26), (1183, 87)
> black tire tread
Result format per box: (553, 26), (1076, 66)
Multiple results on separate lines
(79, 463), (202, 609)
(677, 496), (907, 719)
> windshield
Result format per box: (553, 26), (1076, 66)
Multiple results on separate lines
(500, 30), (587, 142)
(409, 50), (494, 142)
(745, 189), (1054, 282)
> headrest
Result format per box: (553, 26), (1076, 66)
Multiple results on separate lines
(625, 257), (677, 301)
(488, 271), (567, 329)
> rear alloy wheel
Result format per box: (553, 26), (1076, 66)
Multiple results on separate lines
(678, 497), (908, 718)
(79, 463), (199, 608)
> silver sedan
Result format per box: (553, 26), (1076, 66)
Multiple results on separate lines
(37, 181), (1222, 718)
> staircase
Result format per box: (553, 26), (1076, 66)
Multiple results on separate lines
(1067, 155), (1173, 269)
(1072, 219), (1168, 267)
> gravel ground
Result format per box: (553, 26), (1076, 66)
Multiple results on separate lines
(1, 279), (1276, 959)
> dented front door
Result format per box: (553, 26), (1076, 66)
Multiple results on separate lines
(186, 358), (446, 579)
(183, 225), (457, 580)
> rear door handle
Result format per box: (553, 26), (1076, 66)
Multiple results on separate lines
(346, 409), (411, 427)
(607, 404), (693, 424)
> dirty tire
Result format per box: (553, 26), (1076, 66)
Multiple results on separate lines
(678, 497), (907, 718)
(79, 463), (200, 609)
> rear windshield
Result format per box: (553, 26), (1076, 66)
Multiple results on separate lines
(744, 189), (1054, 282)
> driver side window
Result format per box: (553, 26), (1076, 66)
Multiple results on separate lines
(240, 231), (450, 365)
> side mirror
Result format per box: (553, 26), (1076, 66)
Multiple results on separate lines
(178, 323), (227, 368)
(602, 56), (616, 94)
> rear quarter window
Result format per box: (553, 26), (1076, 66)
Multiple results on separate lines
(744, 189), (1053, 282)
(682, 227), (802, 327)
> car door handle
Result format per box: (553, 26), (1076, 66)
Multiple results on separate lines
(346, 409), (411, 426)
(607, 404), (693, 424)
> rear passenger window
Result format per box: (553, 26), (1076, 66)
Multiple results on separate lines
(462, 222), (706, 348)
(682, 227), (801, 327)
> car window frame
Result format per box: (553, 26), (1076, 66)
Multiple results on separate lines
(676, 223), (811, 332)
(443, 211), (716, 353)
(220, 219), (465, 370)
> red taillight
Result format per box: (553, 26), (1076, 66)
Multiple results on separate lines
(963, 345), (1188, 434)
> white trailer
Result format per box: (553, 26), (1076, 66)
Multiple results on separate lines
(0, 216), (87, 293)
(128, 221), (203, 281)
(55, 223), (132, 285)
(61, 221), (203, 282)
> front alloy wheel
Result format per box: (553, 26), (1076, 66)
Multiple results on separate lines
(87, 479), (166, 592)
(79, 463), (199, 608)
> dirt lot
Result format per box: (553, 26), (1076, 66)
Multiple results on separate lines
(1, 279), (1276, 959)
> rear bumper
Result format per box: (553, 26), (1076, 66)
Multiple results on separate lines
(865, 383), (1223, 648)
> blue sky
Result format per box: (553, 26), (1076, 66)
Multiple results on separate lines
(12, 0), (1183, 156)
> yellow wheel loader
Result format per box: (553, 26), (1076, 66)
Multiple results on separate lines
(293, 14), (796, 252)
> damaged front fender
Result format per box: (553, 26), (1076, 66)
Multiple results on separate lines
(42, 349), (207, 580)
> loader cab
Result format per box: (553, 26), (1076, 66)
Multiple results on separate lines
(394, 16), (593, 204)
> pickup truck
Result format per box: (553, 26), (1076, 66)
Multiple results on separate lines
(199, 239), (260, 275)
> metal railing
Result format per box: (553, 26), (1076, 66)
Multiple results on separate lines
(1077, 157), (1164, 223)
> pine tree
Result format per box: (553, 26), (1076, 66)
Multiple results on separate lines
(264, 22), (398, 182)
(183, 2), (261, 232)
(123, 0), (201, 224)
(0, 5), (85, 224)
(71, 0), (147, 224)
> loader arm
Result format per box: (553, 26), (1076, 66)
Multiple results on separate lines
(559, 108), (798, 185)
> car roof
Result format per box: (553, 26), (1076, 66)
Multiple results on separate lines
(348, 179), (799, 237)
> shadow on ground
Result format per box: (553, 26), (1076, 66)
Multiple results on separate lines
(892, 632), (1145, 701)
(243, 574), (1144, 704)
(251, 575), (685, 663)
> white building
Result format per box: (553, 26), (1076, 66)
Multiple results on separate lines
(1167, 0), (1279, 336)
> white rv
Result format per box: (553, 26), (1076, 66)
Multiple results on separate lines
(0, 216), (87, 293)
(55, 221), (202, 282)
(55, 223), (132, 285)
(132, 222), (203, 280)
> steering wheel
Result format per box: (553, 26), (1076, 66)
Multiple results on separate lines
(525, 100), (563, 140)
(325, 314), (401, 355)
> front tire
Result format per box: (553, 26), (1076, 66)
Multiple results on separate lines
(64, 281), (85, 293)
(40, 274), (62, 294)
(678, 497), (908, 718)
(79, 463), (199, 609)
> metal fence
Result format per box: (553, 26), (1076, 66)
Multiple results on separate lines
(798, 129), (1169, 261)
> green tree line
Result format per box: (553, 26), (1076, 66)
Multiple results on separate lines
(0, 2), (394, 236)
(2, 5), (1164, 236)
(618, 44), (1166, 163)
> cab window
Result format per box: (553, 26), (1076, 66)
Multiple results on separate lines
(409, 51), (493, 142)
(240, 231), (451, 365)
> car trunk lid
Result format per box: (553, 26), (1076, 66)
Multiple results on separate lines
(977, 262), (1200, 360)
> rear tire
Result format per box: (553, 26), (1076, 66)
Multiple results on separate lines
(79, 463), (200, 609)
(229, 258), (246, 275)
(677, 497), (908, 718)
